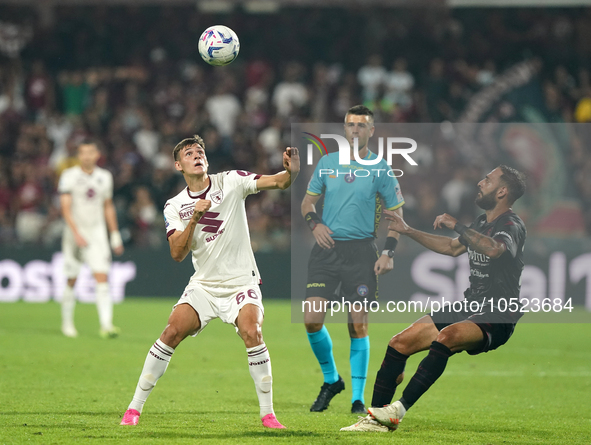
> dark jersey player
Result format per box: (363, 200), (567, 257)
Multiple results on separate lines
(341, 164), (527, 432)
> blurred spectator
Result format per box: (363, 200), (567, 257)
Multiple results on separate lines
(0, 5), (590, 248)
(384, 58), (414, 110)
(25, 60), (53, 121)
(14, 164), (46, 243)
(272, 61), (308, 118)
(205, 83), (241, 139)
(358, 54), (387, 104)
(58, 71), (90, 116)
(128, 185), (161, 247)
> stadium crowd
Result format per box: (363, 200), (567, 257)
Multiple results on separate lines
(1, 5), (591, 249)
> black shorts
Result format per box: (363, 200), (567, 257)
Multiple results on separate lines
(430, 303), (523, 355)
(305, 239), (379, 302)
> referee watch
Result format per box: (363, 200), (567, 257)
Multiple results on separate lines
(382, 249), (395, 258)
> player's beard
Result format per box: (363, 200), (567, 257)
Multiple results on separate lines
(475, 189), (497, 210)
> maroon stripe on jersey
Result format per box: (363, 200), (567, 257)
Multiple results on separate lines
(186, 180), (212, 200)
(166, 229), (176, 239)
(153, 342), (173, 357)
(248, 347), (268, 357)
(259, 279), (262, 285)
(164, 203), (171, 209)
(254, 174), (262, 180)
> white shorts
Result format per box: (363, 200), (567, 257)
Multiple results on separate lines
(174, 283), (265, 336)
(62, 227), (111, 278)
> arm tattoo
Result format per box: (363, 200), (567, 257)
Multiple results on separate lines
(462, 229), (504, 257)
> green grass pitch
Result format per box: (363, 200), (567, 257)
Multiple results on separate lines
(1, 298), (590, 444)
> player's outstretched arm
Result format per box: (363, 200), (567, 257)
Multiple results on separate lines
(256, 147), (300, 190)
(168, 199), (211, 262)
(433, 213), (506, 259)
(384, 209), (466, 257)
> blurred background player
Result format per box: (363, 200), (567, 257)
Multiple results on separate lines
(302, 105), (405, 414)
(120, 135), (299, 428)
(58, 140), (124, 338)
(342, 165), (526, 432)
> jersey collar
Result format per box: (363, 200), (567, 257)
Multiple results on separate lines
(186, 179), (212, 200)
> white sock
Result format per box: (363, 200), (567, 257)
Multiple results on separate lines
(95, 282), (112, 330)
(128, 339), (175, 413)
(247, 342), (274, 417)
(61, 285), (76, 328)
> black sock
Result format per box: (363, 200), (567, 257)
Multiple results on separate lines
(371, 345), (408, 407)
(400, 341), (453, 410)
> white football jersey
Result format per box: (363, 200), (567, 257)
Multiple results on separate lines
(58, 165), (113, 232)
(164, 170), (262, 287)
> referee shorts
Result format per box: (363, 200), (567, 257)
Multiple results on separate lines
(305, 239), (379, 302)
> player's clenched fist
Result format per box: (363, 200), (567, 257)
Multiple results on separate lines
(192, 198), (211, 222)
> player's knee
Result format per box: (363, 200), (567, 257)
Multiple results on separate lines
(348, 323), (367, 338)
(161, 325), (185, 348)
(389, 334), (413, 356)
(436, 327), (460, 348)
(241, 324), (263, 346)
(396, 372), (404, 385)
(305, 322), (323, 333)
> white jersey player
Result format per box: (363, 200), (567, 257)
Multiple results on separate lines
(120, 134), (300, 429)
(58, 140), (124, 338)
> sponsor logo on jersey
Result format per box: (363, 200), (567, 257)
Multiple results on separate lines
(357, 284), (369, 296)
(307, 282), (326, 288)
(205, 228), (225, 243)
(179, 208), (195, 220)
(467, 248), (489, 264)
(86, 188), (96, 198)
(344, 173), (355, 183)
(199, 211), (223, 233)
(210, 190), (223, 204)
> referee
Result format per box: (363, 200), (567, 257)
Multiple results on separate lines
(302, 105), (405, 414)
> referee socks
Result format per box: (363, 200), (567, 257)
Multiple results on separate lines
(350, 337), (370, 404)
(307, 327), (339, 384)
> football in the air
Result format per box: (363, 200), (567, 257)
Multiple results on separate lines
(198, 25), (240, 66)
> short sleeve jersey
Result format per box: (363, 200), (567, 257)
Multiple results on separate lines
(57, 165), (113, 230)
(306, 151), (405, 240)
(459, 210), (527, 301)
(163, 170), (261, 287)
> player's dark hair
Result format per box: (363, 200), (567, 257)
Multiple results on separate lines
(345, 105), (374, 123)
(77, 138), (100, 150)
(498, 165), (526, 205)
(173, 134), (205, 161)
